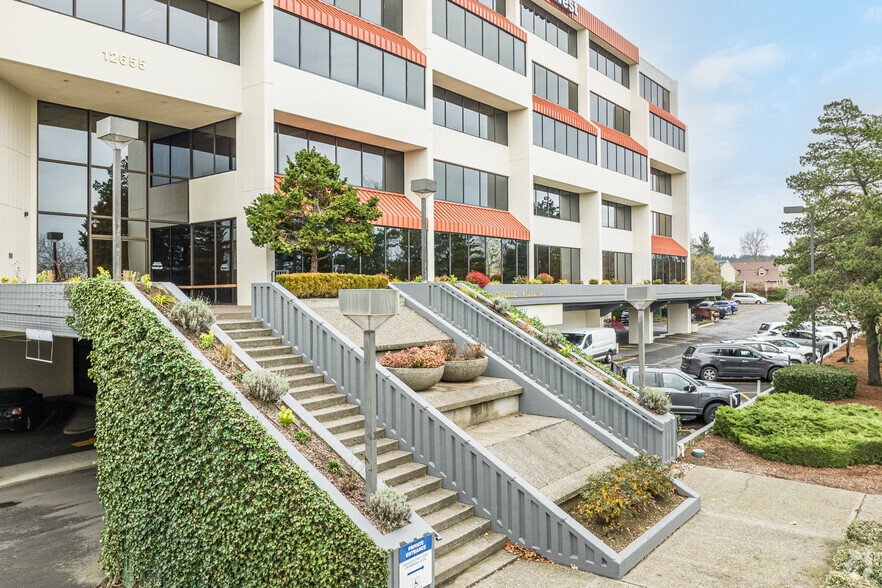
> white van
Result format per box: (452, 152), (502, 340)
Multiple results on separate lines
(562, 327), (618, 362)
(731, 292), (767, 304)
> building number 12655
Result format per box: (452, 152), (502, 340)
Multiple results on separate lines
(102, 51), (146, 70)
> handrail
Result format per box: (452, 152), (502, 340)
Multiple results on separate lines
(394, 282), (678, 462)
(252, 282), (636, 577)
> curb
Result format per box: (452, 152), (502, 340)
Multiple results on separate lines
(0, 450), (97, 489)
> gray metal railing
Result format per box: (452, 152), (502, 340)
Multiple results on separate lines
(253, 282), (674, 578)
(394, 282), (678, 462)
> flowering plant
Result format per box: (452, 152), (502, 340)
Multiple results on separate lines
(465, 270), (490, 288)
(536, 273), (554, 284)
(380, 344), (446, 369)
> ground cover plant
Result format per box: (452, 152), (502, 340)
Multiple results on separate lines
(773, 364), (857, 401)
(822, 519), (882, 587)
(67, 275), (388, 586)
(714, 393), (882, 468)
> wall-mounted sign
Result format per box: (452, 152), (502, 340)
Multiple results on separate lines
(398, 535), (432, 588)
(102, 50), (146, 70)
(550, 0), (578, 15)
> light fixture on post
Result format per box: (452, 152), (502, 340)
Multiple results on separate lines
(411, 178), (437, 282)
(97, 116), (138, 280)
(625, 285), (657, 401)
(339, 288), (400, 501)
(46, 232), (63, 280)
(784, 205), (817, 362)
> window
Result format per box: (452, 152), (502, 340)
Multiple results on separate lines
(650, 113), (685, 151)
(322, 0), (403, 34)
(662, 372), (691, 391)
(275, 124), (404, 193)
(535, 244), (580, 282)
(652, 212), (672, 237)
(602, 251), (632, 283)
(190, 119), (237, 178)
(433, 0), (526, 75)
(149, 118), (236, 183)
(433, 161), (508, 210)
(590, 93), (630, 135)
(433, 87), (508, 144)
(651, 254), (686, 283)
(434, 233), (526, 282)
(651, 167), (672, 195)
(534, 184), (579, 221)
(274, 9), (426, 108)
(601, 139), (646, 180)
(640, 73), (670, 112)
(519, 0), (576, 57)
(601, 200), (631, 230)
(589, 40), (629, 87)
(474, 0), (505, 15)
(532, 112), (596, 163)
(533, 63), (578, 111)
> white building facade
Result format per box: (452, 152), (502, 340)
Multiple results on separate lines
(0, 0), (690, 304)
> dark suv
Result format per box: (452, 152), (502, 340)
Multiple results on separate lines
(681, 344), (789, 382)
(622, 366), (740, 423)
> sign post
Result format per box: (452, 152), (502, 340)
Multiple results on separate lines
(626, 286), (657, 402)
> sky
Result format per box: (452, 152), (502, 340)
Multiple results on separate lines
(588, 0), (882, 257)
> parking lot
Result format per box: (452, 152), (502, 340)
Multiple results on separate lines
(0, 398), (95, 468)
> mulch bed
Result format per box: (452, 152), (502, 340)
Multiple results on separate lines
(567, 493), (686, 553)
(826, 336), (882, 411)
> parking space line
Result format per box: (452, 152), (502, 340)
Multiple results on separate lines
(614, 358), (636, 363)
(72, 438), (96, 447)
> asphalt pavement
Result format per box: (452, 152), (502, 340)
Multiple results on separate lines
(0, 398), (96, 468)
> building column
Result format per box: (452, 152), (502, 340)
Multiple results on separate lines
(668, 303), (692, 334)
(628, 308), (655, 345)
(586, 309), (602, 327)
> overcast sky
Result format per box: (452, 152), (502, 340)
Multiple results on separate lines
(590, 0), (882, 257)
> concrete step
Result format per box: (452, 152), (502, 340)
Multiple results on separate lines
(298, 393), (347, 412)
(288, 383), (336, 402)
(376, 450), (412, 472)
(337, 426), (385, 447)
(323, 414), (365, 435)
(439, 549), (517, 588)
(236, 336), (283, 349)
(421, 502), (475, 533)
(378, 461), (426, 486)
(286, 373), (325, 388)
(436, 517), (492, 557)
(311, 403), (360, 423)
(349, 437), (399, 460)
(434, 532), (508, 586)
(216, 319), (263, 331)
(267, 363), (314, 378)
(390, 473), (442, 501)
(226, 327), (272, 340)
(419, 377), (523, 429)
(410, 488), (459, 517)
(214, 311), (253, 321)
(247, 345), (293, 358)
(255, 354), (303, 369)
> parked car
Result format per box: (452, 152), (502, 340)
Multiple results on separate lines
(766, 329), (836, 356)
(709, 299), (737, 315)
(732, 292), (767, 304)
(622, 365), (740, 423)
(751, 335), (816, 362)
(0, 388), (45, 432)
(757, 321), (845, 343)
(681, 343), (790, 382)
(562, 327), (618, 362)
(620, 309), (629, 325)
(691, 305), (721, 322)
(695, 300), (727, 318)
(721, 339), (805, 364)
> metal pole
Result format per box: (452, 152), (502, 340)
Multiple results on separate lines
(112, 146), (122, 280)
(421, 197), (428, 281)
(364, 329), (377, 501)
(638, 306), (646, 401)
(810, 209), (817, 363)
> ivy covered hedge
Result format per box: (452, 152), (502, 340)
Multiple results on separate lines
(276, 272), (388, 298)
(67, 276), (387, 587)
(772, 364), (857, 401)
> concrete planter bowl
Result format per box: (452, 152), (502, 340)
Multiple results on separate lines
(386, 365), (445, 391)
(441, 357), (489, 383)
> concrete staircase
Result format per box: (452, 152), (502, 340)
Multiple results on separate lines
(215, 307), (516, 587)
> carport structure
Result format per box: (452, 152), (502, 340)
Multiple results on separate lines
(483, 283), (722, 344)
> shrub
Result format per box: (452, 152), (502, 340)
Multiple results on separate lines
(170, 298), (216, 336)
(541, 328), (563, 347)
(641, 387), (671, 415)
(846, 520), (882, 547)
(536, 273), (554, 284)
(276, 273), (388, 298)
(439, 340), (459, 361)
(65, 276), (387, 586)
(514, 275), (529, 284)
(242, 369), (289, 403)
(714, 393), (882, 468)
(489, 274), (502, 282)
(588, 279), (599, 285)
(601, 279), (611, 285)
(278, 408), (294, 427)
(527, 279), (542, 284)
(368, 488), (412, 533)
(465, 270), (490, 288)
(773, 364), (857, 401)
(294, 429), (312, 444)
(199, 330), (215, 350)
(328, 460), (342, 474)
(823, 520), (882, 587)
(577, 454), (680, 531)
(652, 279), (663, 285)
(490, 297), (511, 314)
(380, 344), (446, 369)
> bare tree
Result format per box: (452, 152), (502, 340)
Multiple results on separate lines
(739, 228), (769, 261)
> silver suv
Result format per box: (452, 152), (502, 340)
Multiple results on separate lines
(681, 343), (790, 382)
(622, 366), (740, 423)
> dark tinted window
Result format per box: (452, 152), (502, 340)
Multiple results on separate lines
(590, 41), (629, 87)
(434, 0), (526, 74)
(532, 112), (596, 163)
(590, 93), (630, 135)
(640, 73), (670, 111)
(434, 87), (507, 145)
(533, 63), (577, 111)
(434, 161), (508, 210)
(519, 0), (576, 57)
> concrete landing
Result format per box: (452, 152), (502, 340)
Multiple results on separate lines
(466, 414), (624, 506)
(304, 298), (451, 351)
(420, 377), (522, 428)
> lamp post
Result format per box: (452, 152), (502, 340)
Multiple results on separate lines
(411, 179), (437, 282)
(626, 286), (657, 401)
(46, 231), (63, 280)
(784, 205), (817, 362)
(97, 116), (138, 280)
(339, 289), (399, 500)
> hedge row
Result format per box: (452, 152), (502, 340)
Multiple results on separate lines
(276, 272), (388, 298)
(823, 520), (882, 587)
(66, 276), (387, 587)
(714, 393), (882, 468)
(773, 364), (857, 401)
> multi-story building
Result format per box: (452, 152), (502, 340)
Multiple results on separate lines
(0, 0), (690, 304)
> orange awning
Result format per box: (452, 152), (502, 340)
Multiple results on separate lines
(652, 236), (688, 257)
(273, 175), (421, 229)
(434, 201), (530, 241)
(532, 95), (596, 135)
(449, 0), (527, 42)
(648, 102), (686, 131)
(594, 122), (648, 156)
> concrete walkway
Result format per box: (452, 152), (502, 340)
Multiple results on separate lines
(477, 465), (877, 587)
